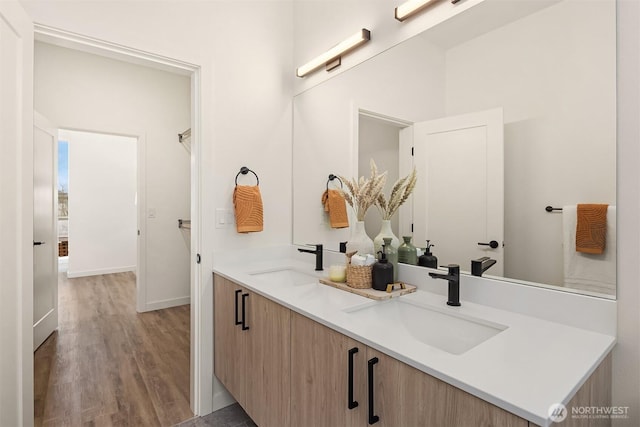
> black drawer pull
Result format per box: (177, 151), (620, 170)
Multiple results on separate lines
(368, 357), (379, 424)
(348, 347), (359, 410)
(241, 293), (250, 331)
(234, 289), (242, 326)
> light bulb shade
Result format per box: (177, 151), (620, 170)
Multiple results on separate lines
(296, 29), (371, 78)
(395, 0), (439, 21)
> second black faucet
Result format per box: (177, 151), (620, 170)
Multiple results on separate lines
(428, 264), (461, 306)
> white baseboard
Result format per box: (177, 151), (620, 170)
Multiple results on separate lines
(141, 296), (190, 312)
(67, 265), (136, 278)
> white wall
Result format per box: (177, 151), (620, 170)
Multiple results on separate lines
(61, 130), (137, 278)
(444, 0), (616, 286)
(34, 42), (191, 310)
(22, 0), (294, 414)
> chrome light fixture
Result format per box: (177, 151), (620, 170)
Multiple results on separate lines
(296, 29), (371, 78)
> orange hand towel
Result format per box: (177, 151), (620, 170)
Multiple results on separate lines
(576, 204), (608, 254)
(233, 185), (264, 233)
(321, 189), (349, 229)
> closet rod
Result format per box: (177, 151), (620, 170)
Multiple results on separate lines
(178, 128), (191, 143)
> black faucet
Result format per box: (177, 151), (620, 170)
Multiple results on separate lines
(428, 264), (460, 306)
(298, 244), (323, 271)
(471, 257), (497, 277)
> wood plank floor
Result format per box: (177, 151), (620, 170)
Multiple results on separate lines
(34, 272), (193, 426)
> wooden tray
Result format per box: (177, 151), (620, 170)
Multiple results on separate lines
(319, 278), (416, 301)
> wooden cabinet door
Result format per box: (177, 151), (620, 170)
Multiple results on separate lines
(290, 313), (368, 427)
(213, 275), (248, 404)
(291, 311), (346, 427)
(244, 291), (291, 427)
(366, 347), (528, 427)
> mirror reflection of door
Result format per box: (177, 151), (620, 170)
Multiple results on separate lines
(413, 108), (504, 275)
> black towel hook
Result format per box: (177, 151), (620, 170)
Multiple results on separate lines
(235, 166), (260, 186)
(326, 174), (343, 190)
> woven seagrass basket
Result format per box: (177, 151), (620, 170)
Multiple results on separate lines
(345, 252), (372, 289)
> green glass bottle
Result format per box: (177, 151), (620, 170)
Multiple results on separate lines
(398, 236), (418, 265)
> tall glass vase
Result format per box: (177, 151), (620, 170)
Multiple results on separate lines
(346, 221), (375, 256)
(373, 219), (400, 256)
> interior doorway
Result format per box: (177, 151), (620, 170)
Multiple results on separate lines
(57, 129), (137, 278)
(32, 25), (202, 419)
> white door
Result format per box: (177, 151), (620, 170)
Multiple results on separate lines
(0, 1), (34, 425)
(33, 112), (58, 350)
(413, 108), (504, 275)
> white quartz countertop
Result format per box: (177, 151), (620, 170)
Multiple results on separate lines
(213, 256), (615, 427)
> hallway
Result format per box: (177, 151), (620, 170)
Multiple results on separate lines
(34, 272), (192, 426)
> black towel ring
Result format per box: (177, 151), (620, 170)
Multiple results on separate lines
(545, 205), (563, 212)
(235, 166), (260, 186)
(326, 174), (343, 191)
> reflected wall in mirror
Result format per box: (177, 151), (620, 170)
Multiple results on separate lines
(292, 0), (616, 298)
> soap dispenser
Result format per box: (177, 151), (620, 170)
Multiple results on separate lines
(418, 240), (438, 268)
(382, 237), (398, 282)
(372, 244), (394, 291)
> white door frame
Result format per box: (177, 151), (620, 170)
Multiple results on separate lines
(1, 2), (35, 425)
(33, 24), (205, 415)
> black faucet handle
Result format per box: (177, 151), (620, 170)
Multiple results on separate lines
(443, 264), (460, 273)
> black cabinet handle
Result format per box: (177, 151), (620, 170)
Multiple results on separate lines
(348, 347), (359, 410)
(234, 290), (242, 326)
(477, 240), (499, 249)
(33, 241), (45, 246)
(368, 357), (379, 425)
(241, 293), (250, 331)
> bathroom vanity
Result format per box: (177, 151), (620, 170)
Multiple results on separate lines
(213, 248), (615, 427)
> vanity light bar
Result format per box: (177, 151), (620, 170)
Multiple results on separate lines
(296, 29), (371, 78)
(395, 0), (459, 22)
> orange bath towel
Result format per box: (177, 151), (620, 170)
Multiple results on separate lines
(233, 185), (264, 233)
(576, 204), (608, 254)
(321, 189), (349, 229)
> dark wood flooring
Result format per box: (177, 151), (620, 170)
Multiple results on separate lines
(34, 272), (192, 426)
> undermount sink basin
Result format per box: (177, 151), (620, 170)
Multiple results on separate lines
(345, 298), (507, 355)
(249, 268), (320, 287)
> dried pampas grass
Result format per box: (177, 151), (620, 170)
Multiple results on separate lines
(377, 167), (417, 220)
(339, 159), (387, 221)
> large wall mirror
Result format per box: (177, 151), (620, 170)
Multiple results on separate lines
(293, 0), (616, 299)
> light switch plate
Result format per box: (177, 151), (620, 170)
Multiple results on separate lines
(216, 208), (234, 229)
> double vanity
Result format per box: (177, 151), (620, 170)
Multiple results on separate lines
(213, 247), (615, 427)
